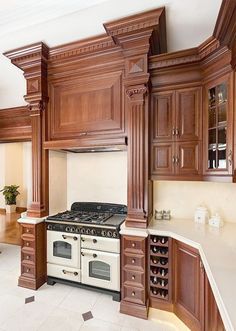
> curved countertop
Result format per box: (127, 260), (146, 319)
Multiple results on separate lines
(120, 219), (236, 331)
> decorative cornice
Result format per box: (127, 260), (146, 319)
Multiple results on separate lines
(104, 8), (164, 37)
(213, 0), (236, 49)
(198, 36), (220, 59)
(4, 42), (49, 71)
(49, 34), (117, 62)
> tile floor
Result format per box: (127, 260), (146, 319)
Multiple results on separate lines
(0, 243), (190, 331)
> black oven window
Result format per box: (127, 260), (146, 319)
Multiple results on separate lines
(89, 261), (110, 281)
(53, 241), (72, 259)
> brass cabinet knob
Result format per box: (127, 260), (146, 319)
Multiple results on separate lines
(26, 242), (30, 247)
(26, 255), (30, 260)
(131, 259), (135, 264)
(131, 243), (136, 248)
(131, 291), (135, 296)
(26, 228), (30, 233)
(131, 275), (135, 280)
(26, 268), (30, 273)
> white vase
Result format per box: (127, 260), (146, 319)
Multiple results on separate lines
(5, 205), (16, 213)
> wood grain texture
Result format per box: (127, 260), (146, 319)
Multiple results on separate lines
(0, 212), (21, 245)
(0, 106), (31, 142)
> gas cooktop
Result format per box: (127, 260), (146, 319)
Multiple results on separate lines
(46, 202), (127, 226)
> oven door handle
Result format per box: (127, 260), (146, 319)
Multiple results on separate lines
(81, 251), (97, 258)
(62, 234), (78, 241)
(62, 269), (78, 276)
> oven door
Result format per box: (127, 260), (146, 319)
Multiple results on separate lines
(81, 248), (120, 291)
(47, 231), (80, 268)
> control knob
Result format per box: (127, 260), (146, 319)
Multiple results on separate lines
(86, 228), (91, 235)
(91, 229), (97, 235)
(101, 230), (106, 237)
(113, 232), (118, 238)
(107, 231), (112, 238)
(70, 227), (76, 233)
(75, 228), (80, 233)
(47, 224), (53, 230)
(65, 226), (71, 232)
(80, 228), (85, 234)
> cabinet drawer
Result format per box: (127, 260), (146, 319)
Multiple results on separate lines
(21, 263), (35, 278)
(123, 236), (145, 254)
(123, 285), (145, 305)
(22, 238), (35, 250)
(123, 269), (145, 288)
(123, 253), (145, 271)
(21, 251), (35, 264)
(22, 224), (35, 237)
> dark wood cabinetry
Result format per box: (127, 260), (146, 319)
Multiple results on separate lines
(205, 276), (225, 331)
(203, 74), (233, 180)
(173, 240), (204, 331)
(120, 235), (148, 319)
(19, 222), (46, 290)
(151, 87), (202, 180)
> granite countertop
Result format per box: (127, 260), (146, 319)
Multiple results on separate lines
(120, 219), (236, 331)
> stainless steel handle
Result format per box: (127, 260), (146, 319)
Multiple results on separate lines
(228, 150), (232, 166)
(62, 269), (78, 276)
(62, 235), (78, 241)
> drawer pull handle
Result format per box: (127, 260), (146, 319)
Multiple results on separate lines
(131, 243), (136, 248)
(131, 275), (135, 280)
(26, 242), (30, 247)
(26, 268), (30, 272)
(131, 291), (135, 296)
(62, 269), (78, 276)
(62, 234), (78, 241)
(131, 259), (135, 264)
(26, 229), (30, 233)
(26, 255), (30, 260)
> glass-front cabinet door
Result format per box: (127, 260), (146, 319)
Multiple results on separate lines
(204, 75), (233, 177)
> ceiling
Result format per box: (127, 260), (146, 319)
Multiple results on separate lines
(0, 0), (222, 108)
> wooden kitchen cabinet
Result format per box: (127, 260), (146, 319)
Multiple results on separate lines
(203, 74), (233, 180)
(173, 240), (204, 331)
(151, 86), (202, 180)
(19, 222), (46, 290)
(205, 276), (225, 331)
(120, 235), (148, 319)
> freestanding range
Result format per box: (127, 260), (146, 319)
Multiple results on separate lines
(46, 202), (126, 301)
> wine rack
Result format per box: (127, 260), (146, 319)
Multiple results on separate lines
(149, 235), (172, 304)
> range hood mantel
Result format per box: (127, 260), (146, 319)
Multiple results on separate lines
(43, 137), (127, 153)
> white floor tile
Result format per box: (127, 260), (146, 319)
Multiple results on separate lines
(59, 287), (102, 314)
(91, 294), (125, 326)
(80, 318), (121, 331)
(38, 306), (83, 331)
(1, 301), (55, 331)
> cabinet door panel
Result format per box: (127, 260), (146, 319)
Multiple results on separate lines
(174, 241), (204, 331)
(152, 92), (175, 142)
(205, 276), (225, 331)
(49, 72), (124, 140)
(176, 87), (201, 141)
(151, 143), (174, 175)
(176, 141), (201, 176)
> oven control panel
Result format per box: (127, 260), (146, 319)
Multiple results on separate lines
(46, 222), (120, 238)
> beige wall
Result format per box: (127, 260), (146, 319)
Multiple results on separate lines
(0, 142), (32, 208)
(154, 181), (236, 223)
(0, 145), (5, 207)
(67, 151), (127, 209)
(49, 150), (67, 214)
